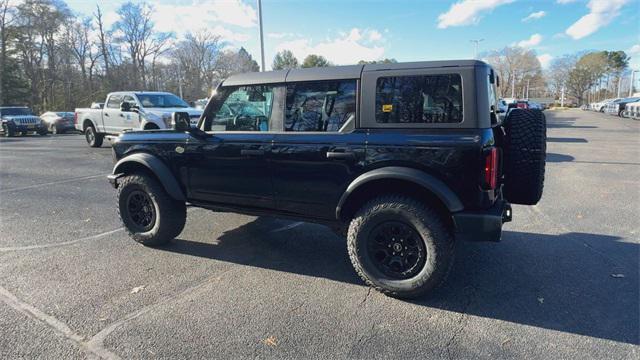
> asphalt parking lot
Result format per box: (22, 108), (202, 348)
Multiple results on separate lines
(0, 110), (638, 359)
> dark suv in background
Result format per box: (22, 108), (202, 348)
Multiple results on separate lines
(108, 60), (547, 298)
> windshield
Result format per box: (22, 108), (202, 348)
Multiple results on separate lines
(0, 108), (34, 116)
(136, 94), (189, 108)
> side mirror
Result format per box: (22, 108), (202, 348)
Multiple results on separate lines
(172, 112), (191, 131)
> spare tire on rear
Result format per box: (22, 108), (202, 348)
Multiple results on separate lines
(502, 109), (546, 205)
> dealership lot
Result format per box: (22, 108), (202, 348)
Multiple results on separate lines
(0, 110), (638, 359)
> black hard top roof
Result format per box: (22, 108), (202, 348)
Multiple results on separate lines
(222, 60), (487, 86)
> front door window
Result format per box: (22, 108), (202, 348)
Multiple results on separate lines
(207, 85), (277, 131)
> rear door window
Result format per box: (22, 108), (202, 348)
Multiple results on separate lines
(106, 95), (123, 109)
(375, 74), (463, 124)
(285, 80), (356, 132)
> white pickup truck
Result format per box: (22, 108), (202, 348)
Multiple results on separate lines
(74, 91), (203, 147)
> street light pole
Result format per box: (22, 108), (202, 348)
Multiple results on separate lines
(470, 39), (484, 59)
(257, 0), (266, 72)
(630, 70), (639, 97)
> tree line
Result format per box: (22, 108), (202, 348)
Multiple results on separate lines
(485, 45), (632, 105)
(0, 0), (259, 112)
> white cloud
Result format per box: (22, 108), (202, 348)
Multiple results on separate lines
(151, 0), (256, 35)
(537, 54), (553, 68)
(516, 33), (543, 48)
(145, 0), (254, 42)
(522, 10), (546, 22)
(274, 28), (385, 65)
(210, 25), (250, 42)
(368, 30), (383, 41)
(557, 0), (578, 3)
(629, 44), (640, 69)
(565, 0), (629, 40)
(437, 0), (514, 28)
(268, 32), (296, 39)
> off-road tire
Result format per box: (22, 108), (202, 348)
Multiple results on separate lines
(2, 124), (14, 137)
(117, 173), (186, 246)
(38, 129), (48, 136)
(503, 108), (546, 205)
(347, 195), (454, 299)
(85, 125), (103, 147)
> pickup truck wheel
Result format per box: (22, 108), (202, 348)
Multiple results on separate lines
(117, 174), (186, 246)
(347, 195), (454, 299)
(502, 109), (546, 205)
(85, 125), (103, 147)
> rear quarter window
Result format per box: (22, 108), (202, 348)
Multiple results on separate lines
(375, 74), (463, 124)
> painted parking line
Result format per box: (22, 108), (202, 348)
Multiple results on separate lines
(0, 228), (123, 252)
(0, 173), (107, 194)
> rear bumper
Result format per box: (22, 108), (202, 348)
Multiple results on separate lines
(453, 200), (512, 242)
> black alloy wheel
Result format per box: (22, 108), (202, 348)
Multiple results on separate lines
(366, 221), (427, 280)
(125, 190), (157, 232)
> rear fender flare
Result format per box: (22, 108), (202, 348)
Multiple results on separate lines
(112, 153), (185, 201)
(336, 166), (464, 220)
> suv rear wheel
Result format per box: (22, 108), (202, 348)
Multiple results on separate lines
(117, 173), (186, 246)
(347, 195), (454, 299)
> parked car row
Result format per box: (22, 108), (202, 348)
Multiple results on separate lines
(1, 92), (202, 139)
(585, 96), (640, 119)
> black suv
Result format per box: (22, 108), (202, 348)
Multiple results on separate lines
(108, 60), (546, 298)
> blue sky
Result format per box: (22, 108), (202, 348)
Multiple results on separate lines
(65, 0), (640, 70)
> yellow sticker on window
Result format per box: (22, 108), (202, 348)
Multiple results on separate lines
(382, 104), (393, 112)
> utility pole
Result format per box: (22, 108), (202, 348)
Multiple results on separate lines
(630, 70), (639, 96)
(526, 78), (530, 99)
(470, 39), (484, 59)
(257, 0), (266, 72)
(617, 74), (622, 98)
(511, 71), (516, 98)
(560, 86), (565, 108)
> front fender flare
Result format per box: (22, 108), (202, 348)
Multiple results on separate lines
(336, 166), (464, 220)
(112, 153), (186, 201)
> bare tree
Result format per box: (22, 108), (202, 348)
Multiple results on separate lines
(172, 31), (222, 99)
(0, 0), (17, 104)
(113, 2), (172, 88)
(94, 5), (110, 81)
(484, 46), (543, 98)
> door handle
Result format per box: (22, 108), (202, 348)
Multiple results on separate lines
(241, 149), (264, 156)
(119, 114), (124, 117)
(104, 113), (109, 117)
(326, 151), (355, 160)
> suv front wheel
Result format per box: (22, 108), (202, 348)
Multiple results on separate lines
(117, 173), (186, 246)
(347, 195), (454, 299)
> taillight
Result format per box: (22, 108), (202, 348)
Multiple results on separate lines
(483, 147), (498, 190)
(74, 112), (78, 125)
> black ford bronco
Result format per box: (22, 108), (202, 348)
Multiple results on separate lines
(108, 60), (546, 298)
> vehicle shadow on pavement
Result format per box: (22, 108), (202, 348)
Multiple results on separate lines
(546, 116), (598, 129)
(164, 219), (638, 345)
(546, 153), (575, 162)
(546, 137), (588, 143)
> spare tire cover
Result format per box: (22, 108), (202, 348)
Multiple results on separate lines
(502, 109), (546, 205)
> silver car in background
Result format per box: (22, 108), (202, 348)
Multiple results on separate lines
(40, 111), (76, 134)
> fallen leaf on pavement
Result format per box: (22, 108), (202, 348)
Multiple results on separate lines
(537, 297), (544, 304)
(131, 285), (145, 294)
(611, 274), (625, 278)
(264, 336), (277, 347)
